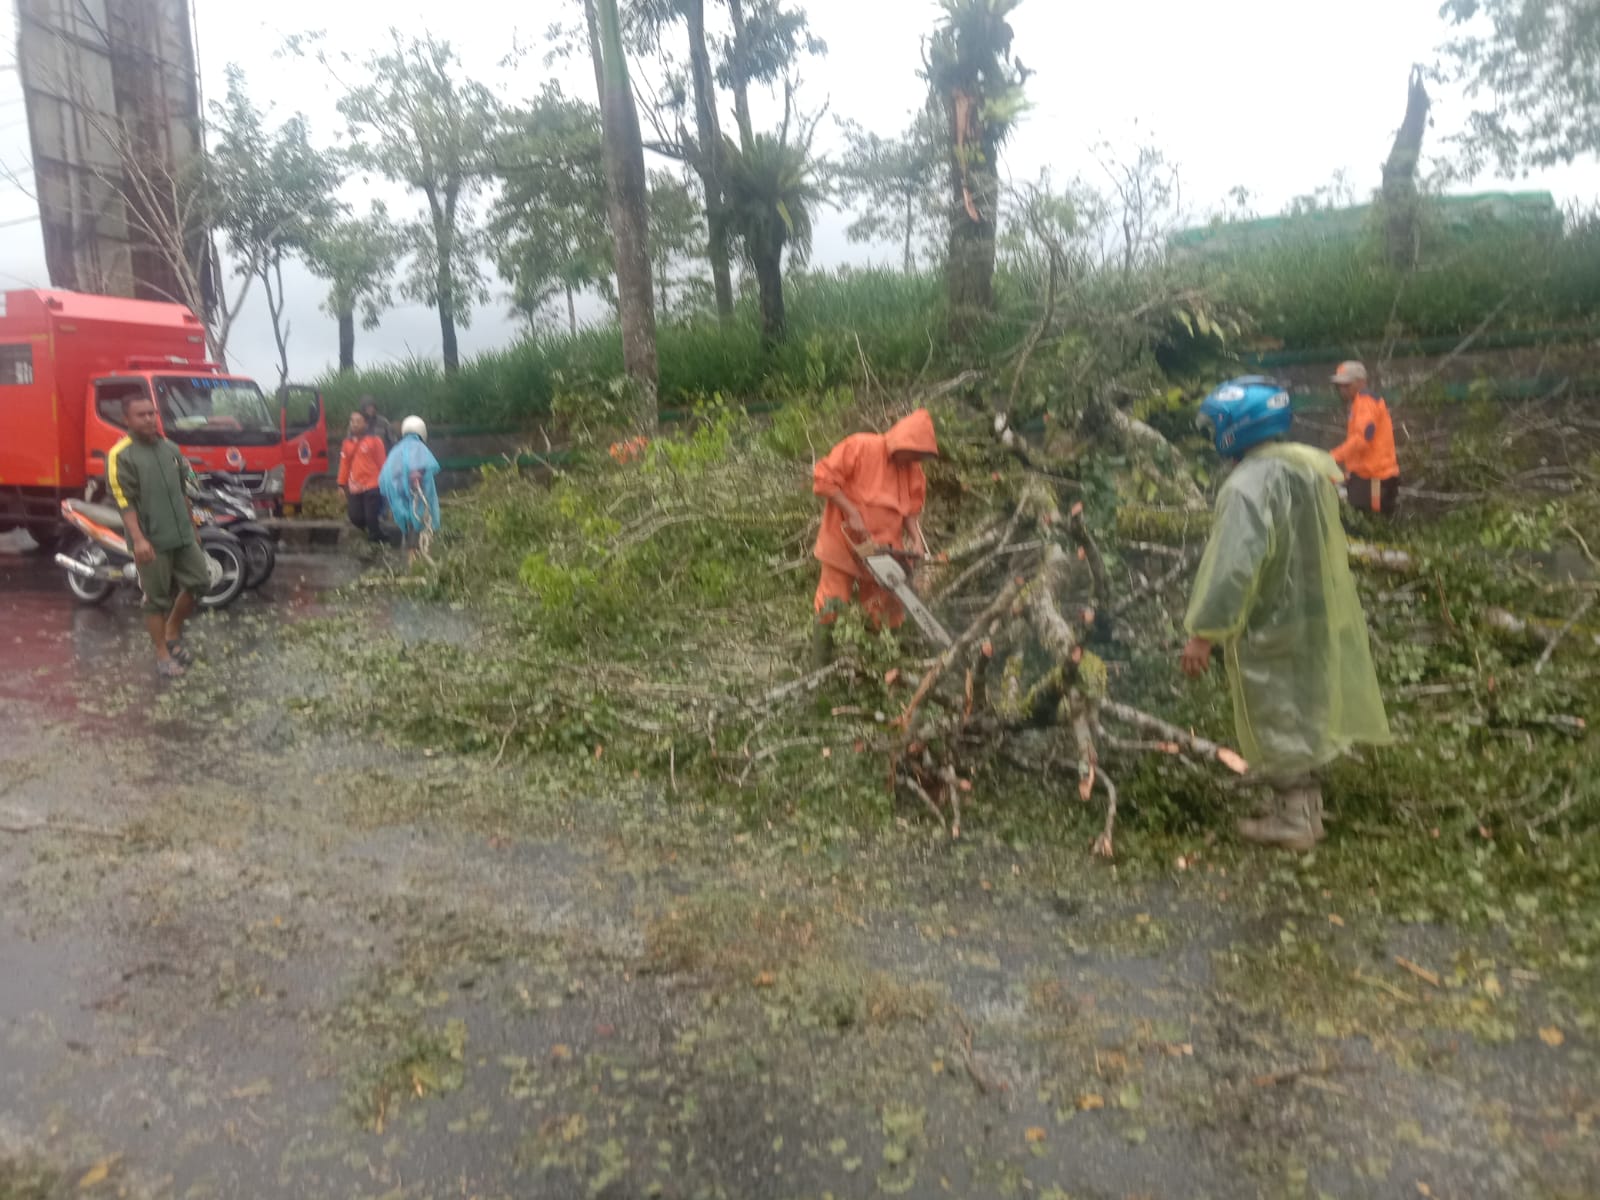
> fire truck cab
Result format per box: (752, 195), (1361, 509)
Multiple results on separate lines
(0, 289), (328, 539)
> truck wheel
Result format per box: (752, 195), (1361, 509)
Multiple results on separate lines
(62, 537), (116, 606)
(197, 537), (247, 609)
(242, 534), (276, 588)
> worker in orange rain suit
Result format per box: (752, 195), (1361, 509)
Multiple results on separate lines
(811, 408), (940, 666)
(1329, 360), (1401, 516)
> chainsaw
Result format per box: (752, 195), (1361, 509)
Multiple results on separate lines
(850, 540), (954, 648)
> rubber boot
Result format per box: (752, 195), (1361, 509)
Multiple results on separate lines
(1237, 786), (1321, 852)
(810, 619), (835, 671)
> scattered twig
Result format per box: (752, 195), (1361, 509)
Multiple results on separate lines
(1100, 700), (1248, 774)
(0, 820), (127, 840)
(1562, 521), (1598, 570)
(1123, 540), (1190, 559)
(1355, 970), (1417, 1005)
(754, 658), (862, 712)
(949, 1009), (1006, 1097)
(1406, 292), (1515, 393)
(1091, 766), (1118, 859)
(739, 737), (830, 786)
(490, 706), (519, 768)
(934, 506), (1026, 602)
(1393, 955), (1441, 988)
(1111, 545), (1200, 618)
(1067, 504), (1112, 616)
(853, 332), (883, 398)
(1535, 593), (1597, 676)
(1006, 223), (1061, 415)
(899, 772), (946, 827)
(899, 575), (1026, 731)
(921, 369), (984, 404)
(1527, 787), (1577, 833)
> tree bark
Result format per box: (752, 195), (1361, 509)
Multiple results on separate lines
(260, 252), (292, 390)
(566, 282), (578, 336)
(427, 188), (462, 374)
(587, 0), (660, 431)
(754, 246), (786, 347)
(685, 0), (735, 320)
(338, 307), (355, 373)
(943, 95), (999, 342)
(904, 189), (915, 274)
(1382, 66), (1431, 269)
(725, 0), (756, 149)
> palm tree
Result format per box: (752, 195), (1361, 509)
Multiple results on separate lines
(722, 133), (822, 347)
(926, 0), (1030, 341)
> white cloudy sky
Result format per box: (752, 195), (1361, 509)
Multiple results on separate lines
(3, 0), (1598, 383)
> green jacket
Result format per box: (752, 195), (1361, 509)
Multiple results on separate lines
(1185, 442), (1391, 777)
(106, 435), (200, 552)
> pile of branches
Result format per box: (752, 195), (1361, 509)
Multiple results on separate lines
(887, 478), (1245, 856)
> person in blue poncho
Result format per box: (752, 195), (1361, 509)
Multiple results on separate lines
(379, 416), (441, 566)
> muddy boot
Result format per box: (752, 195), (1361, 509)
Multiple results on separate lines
(1237, 786), (1321, 852)
(810, 619), (835, 671)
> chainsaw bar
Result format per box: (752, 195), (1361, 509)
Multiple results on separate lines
(862, 553), (953, 648)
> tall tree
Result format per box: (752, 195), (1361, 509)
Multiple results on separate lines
(304, 205), (402, 373)
(649, 169), (710, 316)
(208, 68), (342, 387)
(338, 31), (500, 373)
(834, 112), (944, 272)
(490, 85), (613, 334)
(722, 130), (820, 346)
(719, 0), (827, 147)
(630, 0), (824, 322)
(587, 0), (660, 430)
(1438, 0), (1600, 175)
(926, 0), (1030, 342)
(686, 0), (737, 319)
(1381, 66), (1431, 269)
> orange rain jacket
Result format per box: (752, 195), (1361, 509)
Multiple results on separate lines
(1330, 392), (1399, 481)
(813, 409), (939, 576)
(338, 433), (388, 494)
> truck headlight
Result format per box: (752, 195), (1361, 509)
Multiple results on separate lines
(263, 465), (286, 495)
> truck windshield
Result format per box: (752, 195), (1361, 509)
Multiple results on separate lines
(154, 376), (279, 446)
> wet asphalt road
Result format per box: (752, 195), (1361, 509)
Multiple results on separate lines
(1, 534), (1595, 1200)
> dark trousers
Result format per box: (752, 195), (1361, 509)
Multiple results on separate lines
(1347, 475), (1400, 516)
(346, 490), (390, 543)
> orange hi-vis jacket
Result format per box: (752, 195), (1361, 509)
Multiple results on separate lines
(812, 409), (939, 576)
(337, 433), (387, 494)
(1330, 392), (1399, 481)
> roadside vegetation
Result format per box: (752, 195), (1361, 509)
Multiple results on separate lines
(320, 214), (1600, 428)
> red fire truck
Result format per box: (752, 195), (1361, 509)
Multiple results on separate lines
(0, 289), (329, 543)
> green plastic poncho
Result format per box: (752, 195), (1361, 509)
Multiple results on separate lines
(1185, 442), (1391, 779)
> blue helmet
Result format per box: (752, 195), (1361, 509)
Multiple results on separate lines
(1197, 376), (1293, 458)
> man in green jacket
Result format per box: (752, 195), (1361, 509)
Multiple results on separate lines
(1182, 378), (1391, 850)
(107, 394), (210, 678)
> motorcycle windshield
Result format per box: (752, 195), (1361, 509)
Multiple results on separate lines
(155, 376), (279, 447)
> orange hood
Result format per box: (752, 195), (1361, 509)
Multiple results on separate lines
(884, 408), (938, 457)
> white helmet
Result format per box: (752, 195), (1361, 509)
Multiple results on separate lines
(401, 416), (428, 441)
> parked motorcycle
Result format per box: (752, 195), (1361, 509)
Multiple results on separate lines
(189, 474), (277, 588)
(55, 498), (247, 609)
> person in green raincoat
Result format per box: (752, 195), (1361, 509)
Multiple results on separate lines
(1182, 377), (1391, 850)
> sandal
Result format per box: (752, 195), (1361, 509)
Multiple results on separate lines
(167, 639), (195, 666)
(157, 657), (187, 679)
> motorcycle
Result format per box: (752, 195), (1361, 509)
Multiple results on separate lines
(55, 498), (248, 609)
(189, 473), (277, 589)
